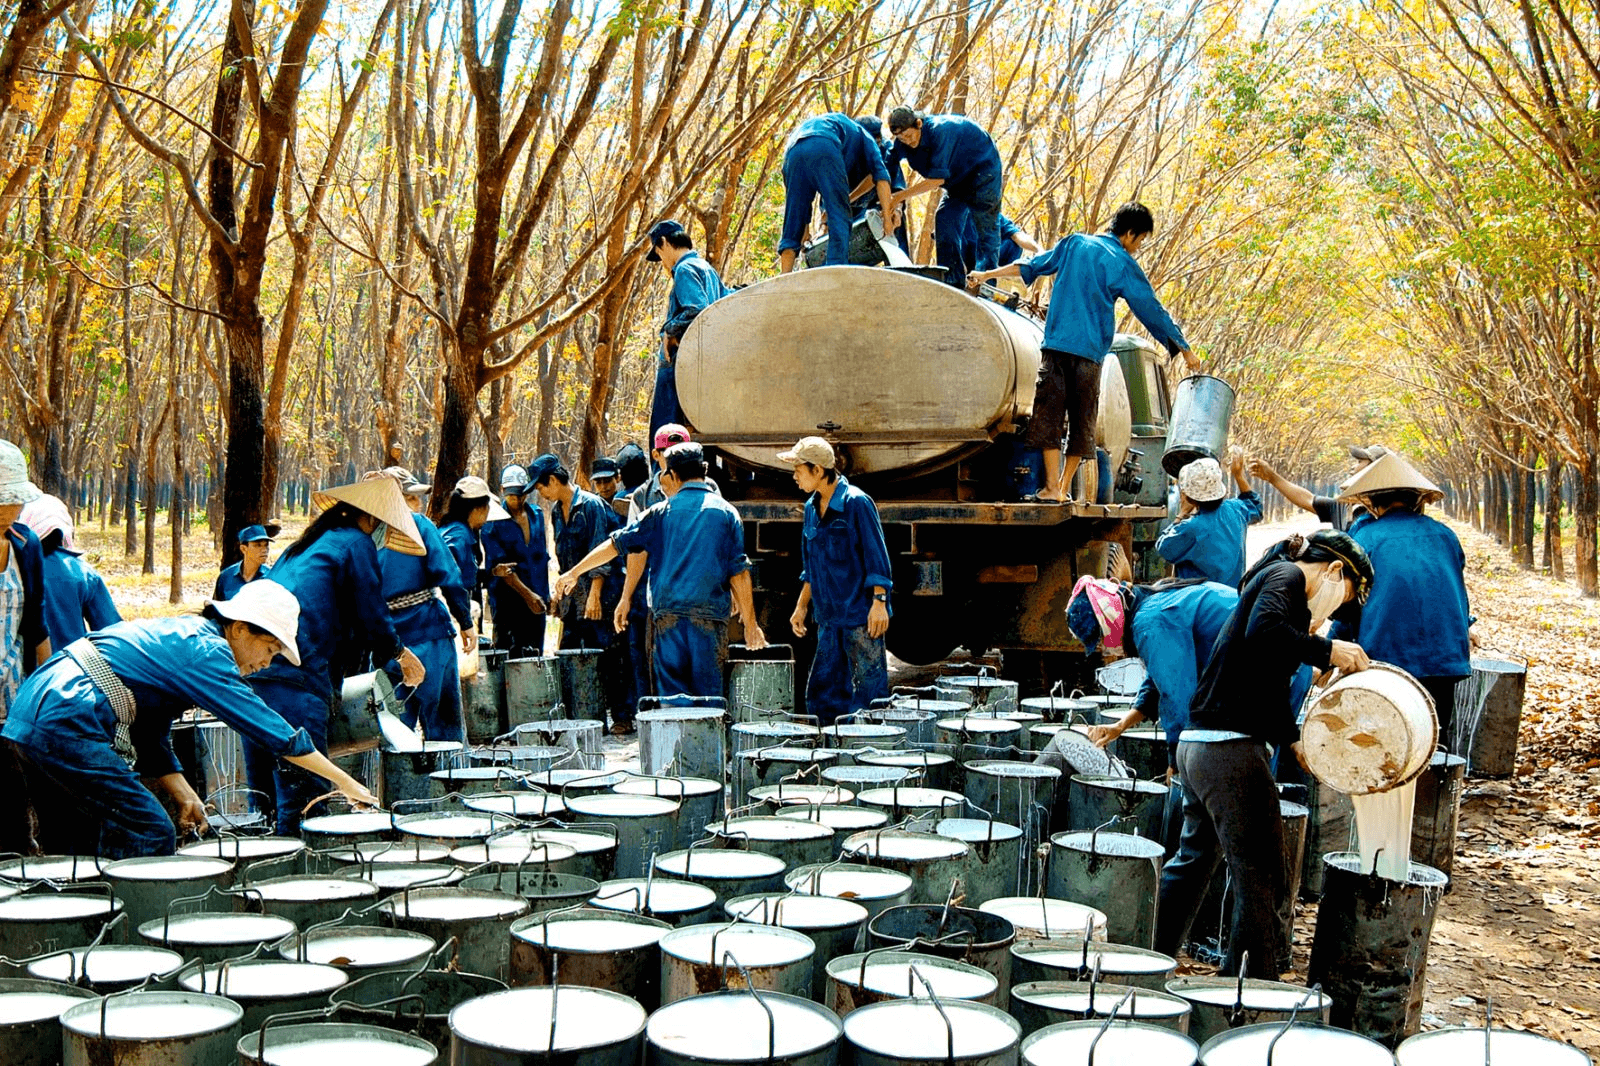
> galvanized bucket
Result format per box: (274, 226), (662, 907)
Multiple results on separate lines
(646, 989), (841, 1066)
(734, 745), (837, 806)
(458, 869), (599, 916)
(1396, 1025), (1591, 1066)
(426, 764), (533, 797)
(103, 856), (236, 932)
(1301, 772), (1354, 900)
(844, 996), (1022, 1066)
(866, 903), (1016, 1003)
(859, 749), (958, 792)
(1012, 940), (1177, 991)
(1200, 1020), (1392, 1066)
(712, 816), (834, 870)
(507, 718), (605, 770)
(820, 722), (906, 750)
(826, 949), (999, 1018)
(508, 907), (670, 1008)
(566, 793), (683, 879)
(750, 782), (856, 812)
(525, 768), (629, 798)
(462, 648), (508, 744)
(1410, 752), (1467, 885)
(521, 826), (621, 883)
(941, 674), (1020, 715)
(727, 643), (796, 723)
(329, 670), (394, 757)
(590, 877), (717, 926)
(377, 886), (529, 980)
(330, 963), (506, 1053)
(278, 925), (436, 975)
(394, 809), (520, 849)
(338, 862), (464, 897)
(1068, 775), (1168, 841)
(1009, 980), (1193, 1036)
(980, 897), (1106, 946)
(0, 891), (123, 961)
(27, 943), (184, 994)
(637, 707), (727, 780)
(449, 985), (646, 1065)
(138, 910), (298, 967)
(301, 811), (399, 850)
(859, 706), (938, 746)
(935, 817), (1025, 901)
(236, 1020), (440, 1066)
(60, 989), (242, 1066)
(840, 829), (970, 904)
(1020, 1016), (1199, 1065)
(785, 863), (914, 923)
(1111, 723), (1170, 780)
(504, 655), (562, 727)
(776, 804), (887, 852)
(1165, 975), (1331, 1046)
(855, 781), (963, 820)
(614, 776), (723, 850)
(464, 744), (567, 774)
(936, 716), (1023, 760)
(230, 875), (380, 929)
(963, 762), (1059, 840)
(557, 647), (607, 722)
(1161, 373), (1235, 476)
(731, 721), (823, 756)
(1047, 830), (1164, 949)
(658, 920), (815, 1004)
(462, 791), (570, 822)
(0, 977), (94, 1066)
(725, 893), (869, 998)
(320, 838), (450, 868)
(653, 849), (788, 911)
(178, 837), (306, 885)
(823, 764), (915, 792)
(382, 742), (468, 806)
(1020, 696), (1097, 725)
(177, 955), (348, 1032)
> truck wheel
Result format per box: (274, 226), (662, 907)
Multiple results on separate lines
(885, 605), (959, 666)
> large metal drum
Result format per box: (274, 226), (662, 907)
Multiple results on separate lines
(826, 951), (999, 1019)
(858, 750), (957, 792)
(1111, 722), (1170, 780)
(1161, 374), (1235, 476)
(751, 782), (856, 812)
(1047, 830), (1164, 949)
(820, 722), (906, 750)
(857, 785), (966, 827)
(941, 675), (1020, 714)
(935, 818), (1025, 901)
(509, 908), (669, 1008)
(645, 989), (841, 1066)
(526, 768), (628, 798)
(567, 794), (683, 879)
(27, 945), (184, 994)
(557, 647), (606, 722)
(936, 716), (1022, 760)
(727, 643), (795, 723)
(139, 913), (297, 967)
(279, 926), (436, 975)
(867, 904), (1016, 1003)
(231, 874), (380, 928)
(236, 1021), (439, 1065)
(60, 989), (242, 1066)
(590, 878), (717, 926)
(962, 762), (1058, 842)
(1410, 752), (1467, 883)
(1068, 775), (1168, 841)
(449, 985), (647, 1065)
(658, 921), (815, 1004)
(731, 722), (822, 755)
(102, 856), (235, 932)
(844, 997), (1022, 1066)
(859, 706), (938, 746)
(734, 745), (836, 806)
(521, 826), (622, 883)
(615, 776), (722, 850)
(462, 791), (569, 822)
(301, 810), (398, 850)
(711, 816), (833, 870)
(776, 803), (887, 851)
(637, 708), (726, 780)
(509, 718), (604, 770)
(504, 655), (562, 726)
(394, 810), (519, 848)
(177, 957), (348, 1031)
(0, 978), (94, 1066)
(458, 869), (597, 916)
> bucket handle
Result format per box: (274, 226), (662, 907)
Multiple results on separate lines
(720, 950), (778, 1064)
(907, 964), (958, 1064)
(246, 1003), (357, 1062)
(1264, 984), (1324, 1066)
(1229, 952), (1250, 1018)
(1484, 995), (1493, 1065)
(1086, 987), (1135, 1066)
(202, 786), (276, 836)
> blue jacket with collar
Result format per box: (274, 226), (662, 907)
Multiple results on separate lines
(1018, 233), (1188, 362)
(799, 475), (894, 628)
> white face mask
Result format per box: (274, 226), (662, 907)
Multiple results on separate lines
(1306, 566), (1348, 630)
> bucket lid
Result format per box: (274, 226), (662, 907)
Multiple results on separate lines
(614, 775), (722, 799)
(842, 829), (967, 861)
(726, 893), (868, 931)
(786, 863), (913, 902)
(180, 959), (348, 999)
(936, 818), (1024, 844)
(243, 877), (379, 903)
(660, 921), (815, 966)
(1017, 941), (1176, 977)
(0, 855), (105, 881)
(656, 849), (787, 880)
(142, 913), (295, 946)
(1167, 977), (1331, 1012)
(981, 897), (1106, 939)
(591, 877), (715, 917)
(28, 945), (183, 987)
(179, 837), (306, 861)
(567, 793), (681, 817)
(1396, 1027), (1590, 1066)
(647, 991), (841, 1060)
(301, 811), (395, 834)
(0, 894), (119, 921)
(463, 792), (568, 818)
(61, 990), (242, 1040)
(237, 1021), (437, 1065)
(1051, 830), (1165, 859)
(284, 928), (435, 968)
(828, 951), (997, 999)
(1021, 1019), (1197, 1065)
(845, 998), (1021, 1058)
(379, 887), (527, 921)
(323, 841), (451, 865)
(451, 986), (647, 1054)
(341, 863), (463, 890)
(715, 816), (832, 842)
(0, 980), (94, 1025)
(776, 805), (887, 832)
(1201, 1022), (1392, 1065)
(510, 908), (668, 951)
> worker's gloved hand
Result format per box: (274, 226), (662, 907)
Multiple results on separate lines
(397, 648), (427, 688)
(1328, 640), (1370, 673)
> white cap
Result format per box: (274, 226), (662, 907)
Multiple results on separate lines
(1177, 457), (1227, 503)
(211, 579), (302, 666)
(0, 441), (42, 507)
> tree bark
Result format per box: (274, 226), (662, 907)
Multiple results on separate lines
(1576, 459), (1598, 597)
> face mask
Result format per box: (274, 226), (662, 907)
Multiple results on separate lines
(371, 523), (389, 551)
(1307, 567), (1347, 630)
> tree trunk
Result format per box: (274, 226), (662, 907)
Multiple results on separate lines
(430, 356), (477, 519)
(1576, 459), (1598, 597)
(1546, 455), (1564, 580)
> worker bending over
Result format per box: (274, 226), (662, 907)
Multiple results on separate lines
(886, 107), (1004, 290)
(1156, 451), (1263, 587)
(779, 113), (896, 271)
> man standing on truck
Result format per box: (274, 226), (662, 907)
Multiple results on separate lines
(778, 114), (897, 272)
(967, 202), (1201, 504)
(779, 437), (894, 724)
(885, 106), (1005, 290)
(646, 220), (728, 437)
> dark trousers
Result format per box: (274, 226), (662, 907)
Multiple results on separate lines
(10, 736), (175, 859)
(933, 171), (1002, 289)
(651, 612), (728, 700)
(781, 138), (855, 264)
(1419, 675), (1466, 743)
(1156, 739), (1290, 977)
(244, 680), (333, 836)
(491, 593), (546, 659)
(806, 623), (890, 726)
(627, 602), (652, 718)
(649, 358), (684, 439)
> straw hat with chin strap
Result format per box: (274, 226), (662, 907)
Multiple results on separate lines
(1335, 451), (1444, 505)
(312, 477), (426, 555)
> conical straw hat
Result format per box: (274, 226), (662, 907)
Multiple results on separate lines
(312, 478), (425, 555)
(1336, 451), (1444, 504)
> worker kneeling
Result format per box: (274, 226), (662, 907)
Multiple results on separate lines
(2, 580), (377, 859)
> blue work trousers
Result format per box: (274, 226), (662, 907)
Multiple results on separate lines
(244, 680), (333, 836)
(806, 623), (889, 725)
(650, 358), (685, 439)
(651, 612), (728, 701)
(781, 137), (856, 264)
(934, 170), (1002, 289)
(627, 602), (652, 718)
(10, 733), (176, 859)
(391, 635), (464, 743)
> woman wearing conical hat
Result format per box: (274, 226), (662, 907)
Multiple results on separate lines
(243, 477), (426, 834)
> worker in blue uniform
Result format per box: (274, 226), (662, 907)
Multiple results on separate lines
(778, 113), (896, 272)
(0, 442), (53, 856)
(245, 479), (425, 834)
(481, 464), (549, 658)
(646, 220), (728, 437)
(619, 425), (693, 711)
(1330, 452), (1472, 736)
(214, 525), (275, 600)
(964, 212), (1042, 273)
(779, 437), (893, 724)
(854, 116), (908, 251)
(556, 443), (767, 699)
(19, 494), (119, 648)
(884, 107), (1005, 289)
(371, 469), (475, 742)
(1156, 452), (1264, 587)
(1249, 445), (1387, 535)
(439, 476), (508, 623)
(3, 580), (377, 858)
(591, 456), (626, 520)
(968, 203), (1199, 503)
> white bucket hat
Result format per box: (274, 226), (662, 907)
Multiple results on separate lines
(1177, 456), (1227, 503)
(210, 579), (302, 666)
(0, 441), (42, 507)
(454, 476), (511, 522)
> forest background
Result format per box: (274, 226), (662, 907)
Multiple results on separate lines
(0, 0), (1592, 588)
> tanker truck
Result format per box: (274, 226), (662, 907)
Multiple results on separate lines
(675, 266), (1176, 694)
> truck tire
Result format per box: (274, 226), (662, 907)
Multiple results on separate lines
(884, 603), (960, 666)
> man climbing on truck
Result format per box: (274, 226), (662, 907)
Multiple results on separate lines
(967, 202), (1201, 503)
(646, 220), (727, 437)
(885, 106), (1005, 290)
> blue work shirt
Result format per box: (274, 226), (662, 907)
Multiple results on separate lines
(214, 561), (271, 601)
(886, 115), (1001, 194)
(379, 514), (472, 646)
(790, 113), (890, 190)
(439, 520), (488, 596)
(481, 506), (551, 611)
(4, 615), (316, 778)
(249, 526), (402, 702)
(1155, 492), (1264, 587)
(552, 487), (617, 574)
(5, 522), (48, 676)
(963, 213), (1028, 269)
(661, 252), (728, 354)
(799, 475), (894, 628)
(40, 547), (120, 649)
(1018, 233), (1189, 362)
(610, 481), (750, 621)
(1331, 509), (1471, 679)
(1127, 581), (1238, 745)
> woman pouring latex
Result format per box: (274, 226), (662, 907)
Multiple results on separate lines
(1, 580), (378, 859)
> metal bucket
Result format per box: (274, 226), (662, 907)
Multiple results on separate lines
(103, 856), (235, 932)
(659, 921), (815, 1004)
(1021, 1017), (1199, 1065)
(750, 782), (856, 812)
(731, 722), (822, 755)
(1012, 941), (1177, 991)
(1047, 830), (1164, 949)
(734, 745), (837, 806)
(1302, 663), (1438, 795)
(941, 676), (1020, 715)
(1411, 752), (1466, 884)
(459, 870), (600, 916)
(638, 708), (727, 780)
(382, 742), (468, 806)
(504, 655), (562, 727)
(464, 745), (566, 774)
(236, 1021), (439, 1065)
(394, 810), (520, 849)
(645, 989), (841, 1066)
(462, 791), (569, 822)
(445, 835), (575, 874)
(0, 892), (123, 960)
(726, 893), (868, 999)
(776, 804), (887, 851)
(321, 839), (453, 868)
(786, 863), (914, 923)
(727, 643), (795, 722)
(1009, 980), (1192, 1036)
(980, 897), (1106, 945)
(463, 648), (509, 744)
(1306, 853), (1448, 1047)
(377, 886), (529, 980)
(526, 767), (630, 797)
(140, 912), (297, 967)
(1020, 696), (1097, 724)
(231, 875), (379, 929)
(1199, 1021), (1393, 1066)
(449, 985), (645, 1065)
(936, 717), (1022, 760)
(302, 811), (399, 850)
(340, 862), (463, 897)
(827, 950), (998, 1018)
(822, 765), (915, 793)
(567, 794), (683, 879)
(866, 904), (1015, 1002)
(1451, 656), (1526, 777)
(0, 977), (95, 1066)
(1068, 775), (1168, 841)
(859, 707), (938, 746)
(329, 670), (396, 757)
(1396, 1025), (1591, 1066)
(177, 956), (348, 1032)
(591, 877), (717, 926)
(935, 818), (1024, 901)
(278, 925), (436, 975)
(0, 856), (105, 884)
(841, 830), (970, 904)
(520, 826), (621, 883)
(508, 907), (669, 1007)
(857, 785), (965, 827)
(1166, 975), (1332, 1047)
(1161, 374), (1235, 476)
(331, 965), (506, 1054)
(557, 648), (607, 722)
(60, 989), (241, 1066)
(508, 718), (604, 769)
(1278, 799), (1309, 966)
(844, 996), (1022, 1066)
(859, 750), (957, 792)
(712, 816), (833, 870)
(1111, 723), (1170, 780)
(820, 722), (906, 750)
(179, 838), (307, 885)
(653, 849), (787, 911)
(28, 944), (184, 994)
(1301, 772), (1354, 900)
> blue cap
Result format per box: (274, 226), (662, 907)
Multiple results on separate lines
(590, 456), (620, 478)
(1066, 590), (1102, 654)
(856, 115), (884, 141)
(645, 220), (686, 262)
(238, 525), (274, 545)
(527, 453), (566, 483)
